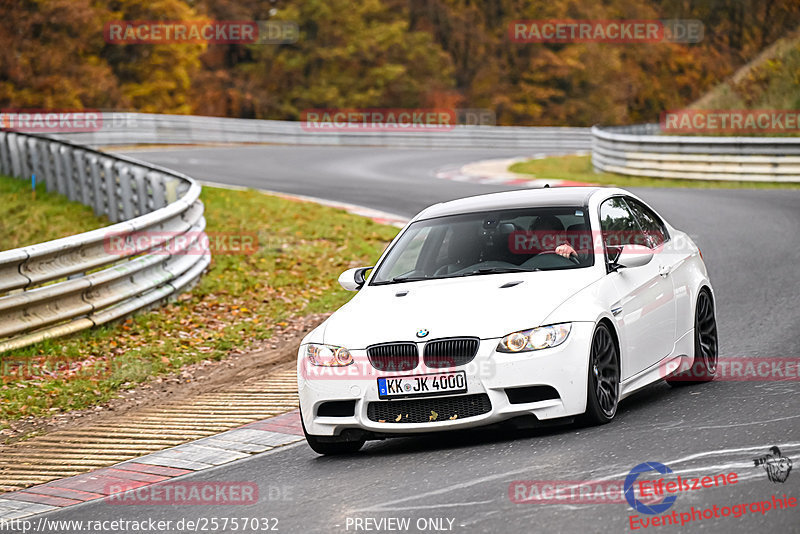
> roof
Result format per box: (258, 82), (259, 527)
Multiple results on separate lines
(413, 186), (609, 221)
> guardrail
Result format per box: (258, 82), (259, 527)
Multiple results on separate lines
(592, 124), (800, 182)
(0, 130), (209, 353)
(47, 112), (592, 151)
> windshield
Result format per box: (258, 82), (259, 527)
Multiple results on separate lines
(371, 207), (594, 285)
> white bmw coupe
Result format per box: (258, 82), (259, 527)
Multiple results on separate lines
(297, 187), (718, 454)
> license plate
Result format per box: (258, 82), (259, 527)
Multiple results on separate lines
(377, 371), (467, 399)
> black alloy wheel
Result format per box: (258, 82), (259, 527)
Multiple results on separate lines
(583, 323), (620, 424)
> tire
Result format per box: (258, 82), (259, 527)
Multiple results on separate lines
(582, 322), (620, 425)
(666, 289), (718, 386)
(301, 410), (365, 455)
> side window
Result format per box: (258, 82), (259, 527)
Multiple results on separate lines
(626, 198), (668, 248)
(599, 197), (640, 257)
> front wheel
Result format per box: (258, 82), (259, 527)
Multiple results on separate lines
(582, 323), (620, 425)
(667, 289), (718, 386)
(301, 411), (365, 455)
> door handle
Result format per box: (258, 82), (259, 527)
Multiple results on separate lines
(658, 264), (671, 277)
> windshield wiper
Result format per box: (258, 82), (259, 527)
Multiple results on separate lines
(390, 275), (431, 283)
(454, 267), (538, 278)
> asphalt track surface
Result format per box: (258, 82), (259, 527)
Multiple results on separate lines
(40, 145), (800, 533)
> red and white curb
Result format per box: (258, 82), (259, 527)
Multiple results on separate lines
(434, 154), (592, 188)
(0, 411), (305, 521)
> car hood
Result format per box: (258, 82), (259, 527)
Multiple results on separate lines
(321, 269), (601, 348)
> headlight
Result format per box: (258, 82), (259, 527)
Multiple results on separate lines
(496, 323), (572, 353)
(306, 343), (354, 366)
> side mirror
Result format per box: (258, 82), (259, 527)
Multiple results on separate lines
(338, 266), (373, 291)
(611, 244), (653, 270)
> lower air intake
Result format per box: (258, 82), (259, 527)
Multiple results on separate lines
(367, 394), (491, 423)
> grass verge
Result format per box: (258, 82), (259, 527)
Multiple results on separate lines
(0, 175), (108, 250)
(509, 155), (800, 189)
(0, 183), (399, 427)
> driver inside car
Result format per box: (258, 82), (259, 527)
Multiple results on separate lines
(529, 215), (578, 259)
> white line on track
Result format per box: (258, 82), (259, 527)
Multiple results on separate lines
(692, 413), (800, 430)
(371, 500), (496, 512)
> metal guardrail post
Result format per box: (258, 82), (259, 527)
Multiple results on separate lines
(7, 133), (21, 177)
(131, 166), (148, 216)
(147, 170), (167, 210)
(101, 156), (118, 222)
(62, 145), (79, 202)
(0, 134), (9, 174)
(53, 144), (68, 194)
(117, 162), (135, 221)
(86, 153), (105, 217)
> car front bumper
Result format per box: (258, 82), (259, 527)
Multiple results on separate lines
(298, 322), (594, 437)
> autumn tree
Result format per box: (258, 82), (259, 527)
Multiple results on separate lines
(0, 0), (120, 109)
(0, 0), (204, 114)
(195, 0), (456, 119)
(100, 0), (205, 114)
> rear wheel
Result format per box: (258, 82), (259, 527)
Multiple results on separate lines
(667, 289), (718, 386)
(301, 410), (365, 455)
(582, 323), (619, 425)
